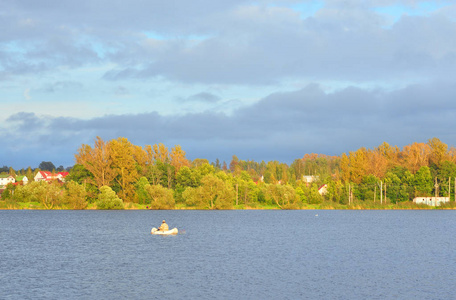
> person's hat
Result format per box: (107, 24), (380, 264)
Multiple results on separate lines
(162, 220), (166, 223)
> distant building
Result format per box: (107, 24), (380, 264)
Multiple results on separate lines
(15, 176), (29, 185)
(34, 171), (69, 183)
(302, 175), (319, 183)
(0, 175), (15, 187)
(413, 197), (450, 206)
(318, 184), (328, 196)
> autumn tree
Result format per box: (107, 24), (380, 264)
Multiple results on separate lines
(349, 148), (369, 184)
(428, 137), (448, 167)
(192, 159), (209, 168)
(340, 153), (350, 182)
(109, 137), (138, 202)
(400, 143), (431, 173)
(153, 143), (170, 163)
(368, 148), (388, 178)
(229, 155), (240, 173)
(75, 136), (117, 188)
(132, 145), (149, 176)
(377, 142), (400, 168)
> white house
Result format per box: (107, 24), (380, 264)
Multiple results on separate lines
(413, 197), (450, 206)
(303, 175), (319, 183)
(318, 184), (328, 196)
(15, 176), (29, 185)
(0, 175), (15, 187)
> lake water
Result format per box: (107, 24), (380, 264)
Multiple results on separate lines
(1, 210), (455, 300)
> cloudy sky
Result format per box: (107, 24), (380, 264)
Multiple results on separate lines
(1, 0), (456, 169)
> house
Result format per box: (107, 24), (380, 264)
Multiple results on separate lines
(318, 184), (328, 196)
(15, 176), (29, 185)
(34, 171), (69, 183)
(413, 197), (450, 206)
(303, 175), (319, 184)
(56, 172), (69, 182)
(0, 175), (15, 187)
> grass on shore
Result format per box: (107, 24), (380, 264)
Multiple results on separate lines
(1, 200), (456, 210)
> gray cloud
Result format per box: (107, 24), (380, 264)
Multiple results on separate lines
(1, 1), (456, 168)
(1, 1), (455, 84)
(42, 81), (84, 93)
(187, 92), (221, 103)
(2, 81), (456, 168)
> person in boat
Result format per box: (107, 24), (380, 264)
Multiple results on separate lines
(158, 220), (169, 232)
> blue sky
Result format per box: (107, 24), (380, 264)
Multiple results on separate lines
(1, 0), (456, 169)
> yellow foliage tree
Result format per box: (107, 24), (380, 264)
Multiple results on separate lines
(428, 137), (448, 166)
(109, 137), (138, 202)
(170, 145), (190, 174)
(153, 143), (170, 163)
(400, 142), (431, 173)
(349, 148), (369, 184)
(75, 136), (117, 188)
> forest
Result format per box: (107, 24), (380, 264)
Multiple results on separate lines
(1, 136), (456, 210)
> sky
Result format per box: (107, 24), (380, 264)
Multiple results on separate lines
(1, 0), (456, 169)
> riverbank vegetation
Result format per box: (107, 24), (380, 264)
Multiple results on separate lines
(2, 137), (456, 210)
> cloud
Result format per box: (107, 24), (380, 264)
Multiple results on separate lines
(2, 1), (455, 85)
(3, 81), (456, 168)
(187, 92), (221, 103)
(42, 81), (83, 93)
(1, 0), (456, 169)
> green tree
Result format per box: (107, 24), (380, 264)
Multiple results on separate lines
(1, 183), (15, 200)
(436, 161), (456, 197)
(307, 183), (324, 205)
(325, 180), (346, 204)
(135, 177), (150, 204)
(384, 172), (409, 202)
(265, 184), (300, 209)
(356, 175), (379, 201)
(183, 174), (234, 209)
(39, 161), (56, 171)
(25, 167), (33, 183)
(414, 166), (433, 196)
(12, 182), (36, 203)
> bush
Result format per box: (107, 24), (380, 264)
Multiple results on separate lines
(96, 186), (124, 210)
(144, 184), (175, 209)
(64, 181), (88, 209)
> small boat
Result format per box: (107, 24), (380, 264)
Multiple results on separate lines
(151, 227), (178, 235)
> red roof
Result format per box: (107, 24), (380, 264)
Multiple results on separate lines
(37, 171), (69, 181)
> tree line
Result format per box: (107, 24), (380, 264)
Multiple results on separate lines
(2, 137), (456, 209)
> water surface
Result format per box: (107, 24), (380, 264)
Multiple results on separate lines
(1, 210), (454, 299)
